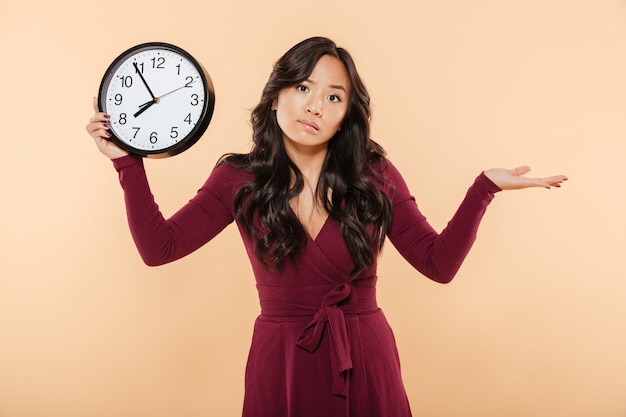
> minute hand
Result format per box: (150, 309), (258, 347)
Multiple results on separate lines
(133, 62), (156, 100)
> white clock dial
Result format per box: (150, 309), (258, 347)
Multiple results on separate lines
(98, 43), (214, 157)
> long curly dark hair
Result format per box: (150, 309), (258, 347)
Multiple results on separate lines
(223, 36), (392, 276)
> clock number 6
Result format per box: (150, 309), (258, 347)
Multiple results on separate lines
(150, 132), (158, 144)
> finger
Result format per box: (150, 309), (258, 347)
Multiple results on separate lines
(509, 166), (531, 177)
(89, 127), (111, 140)
(86, 118), (111, 137)
(532, 175), (568, 189)
(92, 96), (99, 113)
(545, 175), (568, 186)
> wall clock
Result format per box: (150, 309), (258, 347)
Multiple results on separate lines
(98, 42), (215, 158)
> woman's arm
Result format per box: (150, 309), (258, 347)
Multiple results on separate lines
(383, 161), (566, 283)
(112, 156), (237, 266)
(86, 97), (239, 266)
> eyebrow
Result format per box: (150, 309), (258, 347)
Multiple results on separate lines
(305, 79), (348, 92)
(329, 84), (347, 92)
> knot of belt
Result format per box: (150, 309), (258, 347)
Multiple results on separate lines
(295, 284), (353, 397)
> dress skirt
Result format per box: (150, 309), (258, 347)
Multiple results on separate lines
(242, 283), (412, 417)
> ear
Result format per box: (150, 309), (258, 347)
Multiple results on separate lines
(271, 99), (277, 111)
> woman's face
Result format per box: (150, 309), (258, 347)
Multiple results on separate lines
(274, 55), (350, 158)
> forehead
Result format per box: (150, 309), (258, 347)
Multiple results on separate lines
(308, 55), (350, 91)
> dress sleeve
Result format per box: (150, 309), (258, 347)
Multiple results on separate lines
(112, 154), (241, 266)
(381, 160), (501, 283)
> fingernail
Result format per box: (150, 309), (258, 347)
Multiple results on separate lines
(103, 123), (109, 129)
(105, 132), (112, 138)
(104, 114), (111, 119)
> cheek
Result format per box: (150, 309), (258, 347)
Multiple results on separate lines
(333, 107), (348, 128)
(274, 95), (294, 130)
(274, 108), (289, 133)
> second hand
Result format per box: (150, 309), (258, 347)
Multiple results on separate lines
(136, 79), (198, 108)
(134, 79), (198, 118)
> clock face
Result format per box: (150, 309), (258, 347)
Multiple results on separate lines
(98, 43), (215, 157)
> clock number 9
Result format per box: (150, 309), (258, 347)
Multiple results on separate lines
(114, 94), (123, 106)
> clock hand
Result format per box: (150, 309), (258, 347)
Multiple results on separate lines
(134, 100), (156, 118)
(133, 62), (156, 100)
(134, 79), (197, 117)
(157, 81), (196, 100)
(132, 62), (160, 118)
(137, 98), (160, 109)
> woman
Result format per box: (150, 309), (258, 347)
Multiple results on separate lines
(86, 36), (566, 417)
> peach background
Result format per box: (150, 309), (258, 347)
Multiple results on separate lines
(1, 0), (625, 416)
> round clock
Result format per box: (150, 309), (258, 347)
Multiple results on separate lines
(98, 42), (215, 158)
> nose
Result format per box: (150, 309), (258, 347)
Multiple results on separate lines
(306, 96), (323, 117)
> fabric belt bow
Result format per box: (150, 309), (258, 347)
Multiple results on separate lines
(296, 284), (353, 397)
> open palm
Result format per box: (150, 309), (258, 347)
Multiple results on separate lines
(484, 166), (567, 190)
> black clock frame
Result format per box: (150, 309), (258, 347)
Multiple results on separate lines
(98, 42), (215, 158)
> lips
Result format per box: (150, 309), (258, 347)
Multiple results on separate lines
(298, 119), (319, 132)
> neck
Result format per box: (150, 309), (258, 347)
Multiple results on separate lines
(285, 146), (328, 184)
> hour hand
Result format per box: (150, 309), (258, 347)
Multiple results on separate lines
(134, 99), (156, 117)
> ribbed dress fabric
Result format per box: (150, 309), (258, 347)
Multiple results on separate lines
(112, 154), (500, 417)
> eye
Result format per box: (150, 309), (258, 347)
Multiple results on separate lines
(328, 94), (342, 103)
(296, 84), (309, 93)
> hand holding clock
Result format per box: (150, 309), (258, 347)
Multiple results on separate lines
(86, 97), (129, 160)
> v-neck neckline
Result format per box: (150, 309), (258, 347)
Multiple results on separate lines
(289, 207), (330, 242)
(304, 214), (330, 242)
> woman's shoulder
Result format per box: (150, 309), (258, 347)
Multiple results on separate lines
(203, 153), (254, 192)
(366, 155), (413, 202)
(368, 155), (405, 183)
(213, 153), (253, 175)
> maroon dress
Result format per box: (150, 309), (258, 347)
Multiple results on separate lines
(112, 154), (500, 417)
